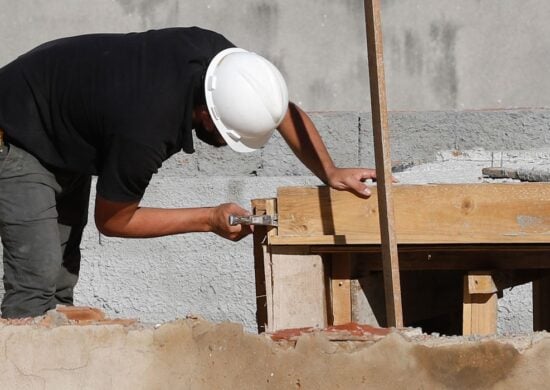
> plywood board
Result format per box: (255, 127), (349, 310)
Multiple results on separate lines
(533, 274), (550, 331)
(275, 184), (550, 245)
(269, 248), (328, 331)
(330, 253), (353, 325)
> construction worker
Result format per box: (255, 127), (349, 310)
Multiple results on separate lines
(0, 27), (377, 319)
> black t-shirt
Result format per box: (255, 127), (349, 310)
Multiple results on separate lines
(0, 27), (234, 201)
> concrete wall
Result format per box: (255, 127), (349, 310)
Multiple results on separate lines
(0, 0), (549, 111)
(0, 1), (549, 333)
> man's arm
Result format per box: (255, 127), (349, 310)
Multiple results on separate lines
(277, 102), (378, 198)
(94, 196), (252, 241)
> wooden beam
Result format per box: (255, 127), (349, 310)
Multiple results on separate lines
(533, 274), (550, 331)
(463, 272), (498, 335)
(274, 184), (550, 245)
(251, 198), (277, 333)
(252, 198), (277, 333)
(364, 0), (403, 328)
(350, 250), (550, 271)
(330, 253), (353, 325)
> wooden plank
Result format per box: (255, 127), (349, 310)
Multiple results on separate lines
(251, 198), (277, 333)
(347, 249), (550, 271)
(463, 273), (498, 335)
(533, 274), (550, 331)
(275, 184), (550, 245)
(271, 235), (550, 245)
(364, 0), (403, 329)
(270, 247), (328, 331)
(252, 229), (268, 333)
(311, 244), (550, 253)
(253, 199), (277, 333)
(330, 253), (353, 325)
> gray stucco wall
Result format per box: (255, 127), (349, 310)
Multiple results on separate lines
(0, 0), (549, 111)
(0, 1), (549, 334)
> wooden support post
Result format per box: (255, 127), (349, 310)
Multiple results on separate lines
(251, 199), (276, 333)
(533, 274), (550, 331)
(463, 272), (498, 335)
(330, 253), (353, 325)
(364, 0), (403, 328)
(255, 198), (328, 332)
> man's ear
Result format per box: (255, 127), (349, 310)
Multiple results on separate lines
(195, 105), (210, 124)
(198, 107), (209, 121)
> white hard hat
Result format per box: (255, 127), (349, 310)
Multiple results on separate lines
(204, 48), (289, 153)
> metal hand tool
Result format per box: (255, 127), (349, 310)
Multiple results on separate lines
(228, 214), (278, 227)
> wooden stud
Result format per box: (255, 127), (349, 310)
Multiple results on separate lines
(263, 199), (278, 332)
(330, 253), (353, 325)
(251, 198), (276, 333)
(533, 274), (550, 331)
(364, 0), (403, 328)
(463, 272), (498, 335)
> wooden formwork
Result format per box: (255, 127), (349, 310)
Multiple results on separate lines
(252, 184), (550, 335)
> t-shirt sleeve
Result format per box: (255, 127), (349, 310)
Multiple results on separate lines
(96, 135), (165, 202)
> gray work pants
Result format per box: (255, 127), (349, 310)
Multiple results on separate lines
(0, 143), (91, 318)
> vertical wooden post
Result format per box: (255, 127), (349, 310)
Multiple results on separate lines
(364, 0), (403, 327)
(463, 272), (498, 335)
(533, 275), (550, 331)
(330, 253), (353, 325)
(252, 199), (276, 333)
(254, 198), (327, 332)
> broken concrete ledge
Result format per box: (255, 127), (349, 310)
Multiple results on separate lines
(1, 308), (549, 389)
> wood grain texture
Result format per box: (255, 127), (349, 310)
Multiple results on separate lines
(467, 273), (498, 294)
(252, 199), (277, 332)
(533, 275), (550, 331)
(463, 273), (498, 335)
(330, 253), (353, 325)
(364, 0), (403, 328)
(275, 184), (550, 245)
(270, 251), (327, 331)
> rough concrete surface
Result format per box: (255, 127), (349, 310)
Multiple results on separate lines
(1, 308), (550, 390)
(0, 1), (549, 112)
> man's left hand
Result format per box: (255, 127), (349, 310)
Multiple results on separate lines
(327, 167), (397, 199)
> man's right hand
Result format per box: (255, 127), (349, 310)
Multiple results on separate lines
(208, 203), (253, 241)
(95, 195), (252, 241)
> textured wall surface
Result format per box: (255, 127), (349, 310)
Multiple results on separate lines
(0, 0), (549, 111)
